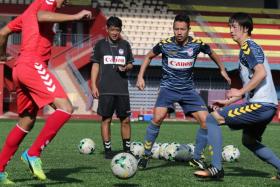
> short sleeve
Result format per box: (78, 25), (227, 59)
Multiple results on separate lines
(7, 16), (22, 32)
(91, 41), (101, 64)
(152, 43), (162, 55)
(241, 41), (264, 69)
(126, 42), (134, 64)
(40, 0), (57, 11)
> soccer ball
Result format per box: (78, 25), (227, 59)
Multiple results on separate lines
(151, 142), (161, 159)
(186, 143), (195, 158)
(164, 143), (180, 161)
(111, 153), (138, 179)
(175, 144), (193, 162)
(159, 143), (169, 159)
(78, 138), (95, 154)
(222, 145), (240, 162)
(130, 141), (144, 158)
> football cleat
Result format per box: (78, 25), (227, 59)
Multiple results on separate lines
(104, 151), (115, 159)
(0, 172), (14, 185)
(271, 172), (280, 180)
(21, 150), (47, 180)
(189, 158), (208, 170)
(137, 155), (150, 170)
(194, 165), (224, 179)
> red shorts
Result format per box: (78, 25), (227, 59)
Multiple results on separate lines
(13, 61), (68, 114)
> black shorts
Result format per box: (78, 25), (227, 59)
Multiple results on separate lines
(97, 95), (131, 118)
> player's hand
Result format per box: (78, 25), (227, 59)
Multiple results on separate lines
(212, 99), (228, 108)
(118, 66), (126, 72)
(208, 104), (220, 111)
(92, 87), (99, 99)
(220, 70), (231, 85)
(0, 54), (13, 62)
(75, 10), (92, 20)
(227, 88), (243, 98)
(136, 77), (145, 91)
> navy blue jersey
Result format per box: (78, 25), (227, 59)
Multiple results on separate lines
(153, 36), (211, 90)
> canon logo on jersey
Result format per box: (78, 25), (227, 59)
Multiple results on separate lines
(104, 55), (126, 65)
(167, 58), (194, 69)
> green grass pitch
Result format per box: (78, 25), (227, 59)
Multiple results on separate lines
(0, 119), (280, 186)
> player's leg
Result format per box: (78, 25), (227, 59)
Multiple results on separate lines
(138, 107), (168, 169)
(119, 116), (131, 152)
(242, 131), (280, 177)
(0, 110), (37, 184)
(98, 95), (115, 159)
(195, 103), (278, 179)
(241, 105), (280, 179)
(194, 111), (225, 179)
(138, 88), (176, 169)
(0, 71), (37, 184)
(16, 63), (72, 180)
(27, 97), (72, 155)
(179, 90), (208, 169)
(190, 110), (208, 169)
(116, 95), (131, 153)
(101, 116), (114, 159)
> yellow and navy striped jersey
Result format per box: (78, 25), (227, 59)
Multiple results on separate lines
(152, 36), (211, 90)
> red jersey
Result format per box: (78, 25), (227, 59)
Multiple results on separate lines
(7, 0), (56, 64)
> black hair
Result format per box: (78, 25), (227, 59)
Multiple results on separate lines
(174, 13), (190, 27)
(106, 16), (122, 29)
(229, 12), (253, 36)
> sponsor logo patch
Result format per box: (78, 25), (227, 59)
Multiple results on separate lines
(104, 55), (126, 65)
(167, 58), (194, 69)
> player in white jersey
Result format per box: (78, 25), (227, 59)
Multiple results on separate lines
(194, 12), (280, 180)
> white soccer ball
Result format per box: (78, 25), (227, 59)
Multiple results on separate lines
(111, 153), (138, 179)
(175, 144), (193, 162)
(78, 138), (96, 154)
(130, 141), (144, 158)
(222, 145), (240, 162)
(164, 143), (180, 161)
(151, 142), (161, 159)
(186, 143), (195, 158)
(159, 143), (169, 159)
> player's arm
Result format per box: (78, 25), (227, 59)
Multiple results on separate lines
(227, 64), (266, 98)
(0, 25), (12, 61)
(37, 10), (92, 22)
(209, 49), (231, 85)
(136, 50), (157, 90)
(91, 63), (99, 98)
(90, 42), (101, 98)
(212, 94), (242, 108)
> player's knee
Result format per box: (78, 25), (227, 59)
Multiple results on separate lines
(18, 118), (35, 131)
(242, 134), (257, 148)
(57, 103), (73, 114)
(64, 105), (74, 114)
(211, 111), (225, 124)
(53, 98), (73, 114)
(152, 117), (164, 125)
(102, 117), (112, 126)
(120, 117), (130, 125)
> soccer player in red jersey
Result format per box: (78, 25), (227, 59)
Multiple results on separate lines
(0, 0), (92, 184)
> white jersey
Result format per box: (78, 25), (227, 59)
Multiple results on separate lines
(239, 39), (278, 105)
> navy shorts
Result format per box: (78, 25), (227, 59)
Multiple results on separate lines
(155, 87), (208, 115)
(218, 102), (277, 139)
(97, 95), (131, 118)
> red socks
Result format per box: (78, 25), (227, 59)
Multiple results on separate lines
(0, 125), (28, 172)
(28, 109), (71, 157)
